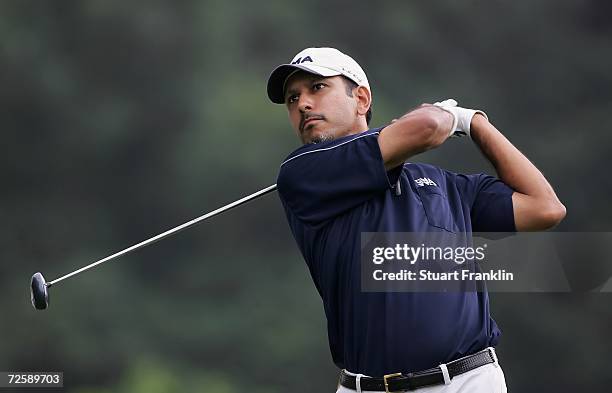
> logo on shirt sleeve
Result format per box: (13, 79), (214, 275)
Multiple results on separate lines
(415, 177), (438, 187)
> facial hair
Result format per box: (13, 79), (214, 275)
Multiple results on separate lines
(308, 133), (336, 144)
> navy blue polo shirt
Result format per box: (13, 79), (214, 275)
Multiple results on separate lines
(276, 128), (515, 376)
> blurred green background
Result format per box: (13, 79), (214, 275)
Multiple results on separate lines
(2, 0), (611, 392)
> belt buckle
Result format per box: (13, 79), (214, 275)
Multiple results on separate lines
(383, 372), (402, 393)
(488, 347), (499, 367)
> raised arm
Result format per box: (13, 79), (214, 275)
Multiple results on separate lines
(378, 105), (454, 170)
(470, 115), (566, 231)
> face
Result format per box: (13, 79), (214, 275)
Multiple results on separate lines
(284, 72), (366, 144)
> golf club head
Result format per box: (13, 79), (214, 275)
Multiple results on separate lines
(31, 272), (49, 310)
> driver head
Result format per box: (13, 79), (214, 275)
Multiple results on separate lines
(31, 272), (49, 310)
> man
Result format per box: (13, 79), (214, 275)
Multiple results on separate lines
(267, 47), (565, 392)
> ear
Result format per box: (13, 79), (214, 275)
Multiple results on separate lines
(354, 86), (371, 117)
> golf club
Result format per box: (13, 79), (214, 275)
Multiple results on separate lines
(30, 184), (278, 310)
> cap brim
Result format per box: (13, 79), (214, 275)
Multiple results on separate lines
(267, 64), (341, 104)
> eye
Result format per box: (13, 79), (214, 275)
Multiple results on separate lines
(313, 82), (326, 91)
(286, 94), (298, 104)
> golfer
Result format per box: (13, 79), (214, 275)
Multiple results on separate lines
(267, 47), (565, 392)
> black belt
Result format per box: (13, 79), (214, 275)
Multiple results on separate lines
(339, 348), (497, 392)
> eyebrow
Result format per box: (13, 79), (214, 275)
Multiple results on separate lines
(284, 76), (327, 101)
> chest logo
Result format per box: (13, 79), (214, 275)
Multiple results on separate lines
(415, 177), (437, 187)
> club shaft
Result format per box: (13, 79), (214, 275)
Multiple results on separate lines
(47, 184), (278, 287)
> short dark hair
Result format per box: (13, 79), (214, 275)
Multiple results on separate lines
(343, 77), (372, 125)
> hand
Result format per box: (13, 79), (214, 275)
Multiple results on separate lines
(433, 99), (488, 138)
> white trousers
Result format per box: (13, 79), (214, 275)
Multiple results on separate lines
(335, 350), (507, 393)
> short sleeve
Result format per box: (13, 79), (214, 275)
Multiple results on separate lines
(277, 130), (392, 224)
(455, 173), (516, 233)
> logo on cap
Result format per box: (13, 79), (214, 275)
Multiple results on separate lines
(291, 56), (313, 65)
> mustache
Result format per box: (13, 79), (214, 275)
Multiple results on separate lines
(300, 114), (325, 132)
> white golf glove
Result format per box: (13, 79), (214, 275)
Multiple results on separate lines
(433, 99), (488, 138)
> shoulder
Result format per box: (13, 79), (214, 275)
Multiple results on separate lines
(280, 127), (385, 167)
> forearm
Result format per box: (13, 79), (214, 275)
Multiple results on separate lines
(470, 115), (553, 197)
(470, 114), (566, 229)
(379, 106), (454, 170)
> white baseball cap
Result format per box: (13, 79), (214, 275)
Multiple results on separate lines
(267, 47), (370, 104)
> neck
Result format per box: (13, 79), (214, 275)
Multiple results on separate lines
(343, 119), (369, 137)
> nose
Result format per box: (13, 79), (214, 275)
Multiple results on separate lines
(298, 93), (314, 113)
